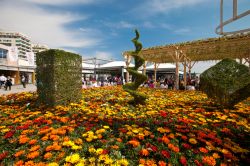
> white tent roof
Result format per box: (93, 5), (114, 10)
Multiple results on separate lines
(146, 63), (176, 70)
(99, 61), (134, 69)
(82, 62), (95, 69)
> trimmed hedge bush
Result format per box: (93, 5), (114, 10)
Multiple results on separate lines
(36, 49), (82, 107)
(123, 30), (147, 104)
(200, 58), (250, 108)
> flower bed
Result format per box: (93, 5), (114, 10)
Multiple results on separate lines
(0, 86), (249, 166)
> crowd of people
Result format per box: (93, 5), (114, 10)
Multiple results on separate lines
(0, 74), (27, 91)
(82, 75), (200, 90)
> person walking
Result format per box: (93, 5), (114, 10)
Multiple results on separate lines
(21, 75), (26, 88)
(5, 76), (12, 91)
(0, 74), (7, 89)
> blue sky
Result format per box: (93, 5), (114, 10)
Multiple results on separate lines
(1, 0), (249, 72)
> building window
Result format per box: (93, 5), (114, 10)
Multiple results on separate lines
(0, 48), (8, 58)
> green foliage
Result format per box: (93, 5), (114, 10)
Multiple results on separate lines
(200, 58), (250, 108)
(36, 49), (82, 107)
(123, 30), (147, 104)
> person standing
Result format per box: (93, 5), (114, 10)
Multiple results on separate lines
(5, 76), (12, 91)
(0, 74), (7, 89)
(21, 75), (26, 88)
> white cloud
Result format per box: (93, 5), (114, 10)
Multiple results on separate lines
(103, 21), (135, 29)
(83, 51), (115, 60)
(135, 0), (208, 16)
(0, 1), (100, 49)
(23, 0), (97, 6)
(143, 21), (155, 28)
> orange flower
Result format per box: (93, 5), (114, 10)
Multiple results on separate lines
(111, 145), (119, 150)
(199, 147), (209, 153)
(117, 138), (122, 142)
(14, 160), (24, 166)
(158, 161), (167, 166)
(41, 136), (48, 141)
(56, 151), (65, 161)
(19, 135), (29, 144)
(27, 151), (40, 159)
(140, 148), (149, 156)
(139, 159), (146, 164)
(50, 135), (59, 141)
(213, 153), (220, 159)
(202, 156), (216, 166)
(30, 145), (40, 152)
(24, 161), (35, 166)
(28, 139), (37, 145)
(63, 136), (70, 142)
(162, 135), (170, 144)
(189, 138), (197, 144)
(128, 140), (140, 147)
(44, 152), (52, 160)
(46, 145), (54, 152)
(14, 150), (25, 157)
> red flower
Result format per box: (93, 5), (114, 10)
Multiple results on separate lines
(161, 150), (170, 158)
(180, 156), (187, 166)
(194, 160), (202, 166)
(182, 143), (192, 149)
(102, 149), (109, 154)
(4, 131), (15, 139)
(160, 110), (167, 117)
(0, 151), (8, 161)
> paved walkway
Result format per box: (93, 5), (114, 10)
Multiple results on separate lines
(0, 84), (37, 96)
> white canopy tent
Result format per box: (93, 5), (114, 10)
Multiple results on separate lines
(99, 61), (134, 69)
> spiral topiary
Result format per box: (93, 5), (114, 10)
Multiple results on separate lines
(123, 29), (148, 104)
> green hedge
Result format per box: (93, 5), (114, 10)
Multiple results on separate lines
(200, 58), (250, 108)
(36, 49), (82, 107)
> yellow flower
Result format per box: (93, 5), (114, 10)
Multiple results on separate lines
(99, 154), (108, 161)
(96, 148), (103, 155)
(189, 138), (197, 144)
(117, 158), (129, 166)
(48, 163), (59, 166)
(88, 147), (96, 153)
(63, 141), (75, 147)
(72, 145), (82, 150)
(103, 125), (110, 129)
(86, 137), (93, 142)
(104, 157), (113, 165)
(89, 157), (96, 163)
(65, 153), (80, 164)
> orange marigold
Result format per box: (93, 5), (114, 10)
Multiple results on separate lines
(28, 139), (37, 145)
(14, 150), (25, 157)
(19, 135), (29, 144)
(30, 145), (40, 152)
(128, 140), (140, 148)
(158, 161), (167, 166)
(199, 147), (209, 153)
(44, 152), (53, 160)
(140, 148), (149, 156)
(27, 151), (40, 159)
(202, 156), (216, 166)
(162, 135), (170, 144)
(14, 160), (24, 166)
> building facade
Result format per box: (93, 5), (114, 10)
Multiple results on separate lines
(0, 43), (35, 85)
(0, 31), (32, 60)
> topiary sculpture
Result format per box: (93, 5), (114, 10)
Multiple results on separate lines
(123, 29), (148, 104)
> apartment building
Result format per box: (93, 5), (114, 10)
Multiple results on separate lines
(0, 31), (32, 60)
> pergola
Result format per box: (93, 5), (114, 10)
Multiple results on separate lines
(123, 33), (250, 89)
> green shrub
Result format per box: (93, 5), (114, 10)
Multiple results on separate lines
(36, 49), (82, 107)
